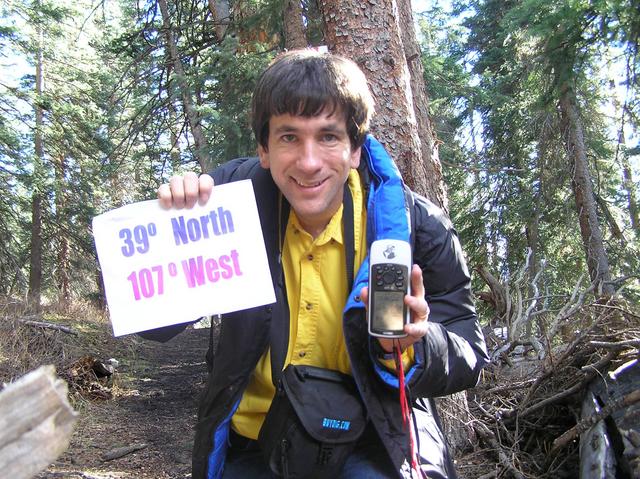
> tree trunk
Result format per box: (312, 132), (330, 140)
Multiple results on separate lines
(609, 78), (639, 233)
(53, 154), (70, 308)
(28, 25), (44, 312)
(525, 199), (540, 337)
(622, 153), (639, 232)
(165, 57), (183, 172)
(207, 0), (230, 42)
(28, 194), (43, 310)
(558, 82), (614, 298)
(396, 0), (447, 210)
(168, 101), (183, 171)
(284, 0), (307, 49)
(158, 0), (210, 172)
(319, 0), (429, 200)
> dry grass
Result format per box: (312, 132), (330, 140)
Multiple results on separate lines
(0, 297), (139, 401)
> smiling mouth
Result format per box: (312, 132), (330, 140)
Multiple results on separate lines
(293, 178), (326, 188)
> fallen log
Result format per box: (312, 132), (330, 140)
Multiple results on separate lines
(551, 389), (640, 455)
(0, 365), (78, 479)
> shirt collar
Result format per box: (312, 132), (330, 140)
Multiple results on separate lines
(289, 204), (344, 247)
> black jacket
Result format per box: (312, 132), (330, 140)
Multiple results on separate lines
(144, 148), (488, 479)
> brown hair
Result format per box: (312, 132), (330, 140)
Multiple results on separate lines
(251, 49), (374, 150)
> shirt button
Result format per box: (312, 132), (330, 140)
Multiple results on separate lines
(305, 302), (313, 310)
(307, 254), (313, 261)
(298, 351), (306, 358)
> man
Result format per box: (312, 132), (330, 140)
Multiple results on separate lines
(151, 49), (488, 479)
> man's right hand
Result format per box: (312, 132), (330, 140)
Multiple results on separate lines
(157, 172), (215, 209)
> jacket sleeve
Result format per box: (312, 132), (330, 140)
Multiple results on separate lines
(407, 193), (489, 397)
(137, 322), (191, 342)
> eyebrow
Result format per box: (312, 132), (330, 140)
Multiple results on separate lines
(272, 122), (347, 134)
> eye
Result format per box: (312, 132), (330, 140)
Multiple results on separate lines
(281, 134), (296, 143)
(321, 133), (338, 143)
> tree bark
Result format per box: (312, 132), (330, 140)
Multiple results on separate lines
(53, 154), (70, 308)
(284, 0), (307, 49)
(558, 82), (614, 298)
(28, 24), (44, 312)
(396, 0), (447, 210)
(159, 0), (210, 172)
(207, 0), (230, 42)
(28, 194), (43, 310)
(319, 0), (429, 200)
(621, 151), (639, 232)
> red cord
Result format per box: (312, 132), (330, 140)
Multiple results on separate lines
(395, 342), (423, 476)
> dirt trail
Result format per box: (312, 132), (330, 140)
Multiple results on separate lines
(41, 326), (210, 479)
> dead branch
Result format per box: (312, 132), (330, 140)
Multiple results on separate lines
(518, 307), (614, 407)
(513, 351), (616, 420)
(473, 421), (525, 479)
(548, 274), (596, 339)
(38, 472), (103, 479)
(476, 265), (509, 322)
(510, 249), (540, 341)
(590, 303), (640, 319)
(101, 443), (148, 462)
(482, 380), (535, 395)
(18, 318), (78, 336)
(589, 339), (640, 349)
(550, 389), (640, 455)
(520, 260), (544, 330)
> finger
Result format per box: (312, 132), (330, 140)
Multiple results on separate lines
(198, 174), (215, 206)
(157, 183), (173, 209)
(169, 175), (186, 209)
(410, 264), (425, 298)
(183, 172), (200, 208)
(405, 290), (429, 315)
(359, 286), (368, 307)
(404, 319), (429, 339)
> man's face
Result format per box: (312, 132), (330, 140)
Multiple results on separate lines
(258, 110), (361, 238)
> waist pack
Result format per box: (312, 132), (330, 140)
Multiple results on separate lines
(257, 364), (367, 478)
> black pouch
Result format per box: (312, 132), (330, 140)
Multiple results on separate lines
(257, 364), (367, 478)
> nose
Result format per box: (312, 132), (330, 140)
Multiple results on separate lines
(297, 139), (321, 173)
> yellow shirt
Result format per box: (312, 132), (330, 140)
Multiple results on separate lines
(231, 170), (367, 439)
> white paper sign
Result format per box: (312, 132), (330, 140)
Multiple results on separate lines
(92, 180), (275, 336)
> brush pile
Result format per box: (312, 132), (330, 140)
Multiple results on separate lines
(457, 301), (640, 478)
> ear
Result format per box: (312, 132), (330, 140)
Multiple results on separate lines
(258, 144), (270, 169)
(349, 146), (361, 169)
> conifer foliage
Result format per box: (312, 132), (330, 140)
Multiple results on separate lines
(0, 0), (637, 331)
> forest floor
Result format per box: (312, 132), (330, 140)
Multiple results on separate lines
(36, 322), (210, 479)
(3, 299), (638, 479)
